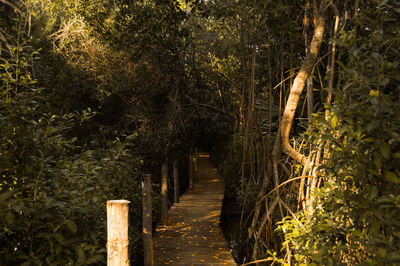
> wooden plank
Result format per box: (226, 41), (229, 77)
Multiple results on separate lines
(154, 154), (237, 265)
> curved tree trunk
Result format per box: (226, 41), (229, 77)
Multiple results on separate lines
(278, 0), (329, 166)
(249, 1), (331, 262)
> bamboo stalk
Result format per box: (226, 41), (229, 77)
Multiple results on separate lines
(107, 200), (130, 266)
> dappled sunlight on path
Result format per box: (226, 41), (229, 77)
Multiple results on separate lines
(153, 153), (237, 265)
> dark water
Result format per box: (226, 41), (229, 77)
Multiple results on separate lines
(221, 199), (253, 264)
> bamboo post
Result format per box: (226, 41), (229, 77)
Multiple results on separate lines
(107, 200), (130, 266)
(161, 162), (168, 224)
(173, 159), (179, 203)
(188, 153), (194, 190)
(142, 174), (154, 266)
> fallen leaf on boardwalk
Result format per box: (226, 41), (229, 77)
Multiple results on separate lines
(200, 260), (206, 262)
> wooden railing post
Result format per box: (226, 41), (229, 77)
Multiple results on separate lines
(142, 174), (154, 266)
(173, 159), (179, 203)
(161, 162), (168, 224)
(195, 147), (199, 160)
(193, 156), (198, 172)
(188, 153), (194, 190)
(107, 200), (130, 266)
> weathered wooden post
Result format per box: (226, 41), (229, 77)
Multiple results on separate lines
(188, 152), (194, 190)
(107, 200), (130, 266)
(161, 162), (168, 224)
(193, 153), (198, 172)
(142, 174), (154, 266)
(173, 159), (179, 203)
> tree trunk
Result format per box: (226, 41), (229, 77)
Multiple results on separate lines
(328, 4), (339, 105)
(279, 0), (328, 166)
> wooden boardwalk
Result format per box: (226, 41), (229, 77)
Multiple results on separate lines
(153, 154), (237, 265)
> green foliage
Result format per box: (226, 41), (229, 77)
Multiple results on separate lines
(0, 0), (211, 264)
(217, 137), (251, 211)
(0, 7), (146, 265)
(6, 0), (400, 265)
(278, 2), (400, 264)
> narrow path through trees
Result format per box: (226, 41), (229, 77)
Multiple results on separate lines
(153, 154), (236, 265)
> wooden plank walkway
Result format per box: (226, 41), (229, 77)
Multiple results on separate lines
(153, 153), (237, 265)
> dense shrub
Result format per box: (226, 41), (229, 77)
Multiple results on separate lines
(0, 8), (145, 265)
(278, 3), (400, 264)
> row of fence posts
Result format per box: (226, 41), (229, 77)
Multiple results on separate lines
(106, 148), (199, 265)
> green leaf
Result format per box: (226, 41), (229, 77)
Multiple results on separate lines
(374, 156), (382, 170)
(331, 114), (338, 129)
(55, 233), (64, 244)
(380, 142), (390, 159)
(5, 212), (15, 224)
(384, 171), (398, 183)
(369, 186), (378, 201)
(65, 219), (77, 233)
(0, 190), (15, 202)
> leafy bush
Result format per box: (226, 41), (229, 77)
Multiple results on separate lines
(0, 10), (144, 265)
(278, 2), (400, 264)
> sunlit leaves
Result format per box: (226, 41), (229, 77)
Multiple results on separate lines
(331, 114), (338, 129)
